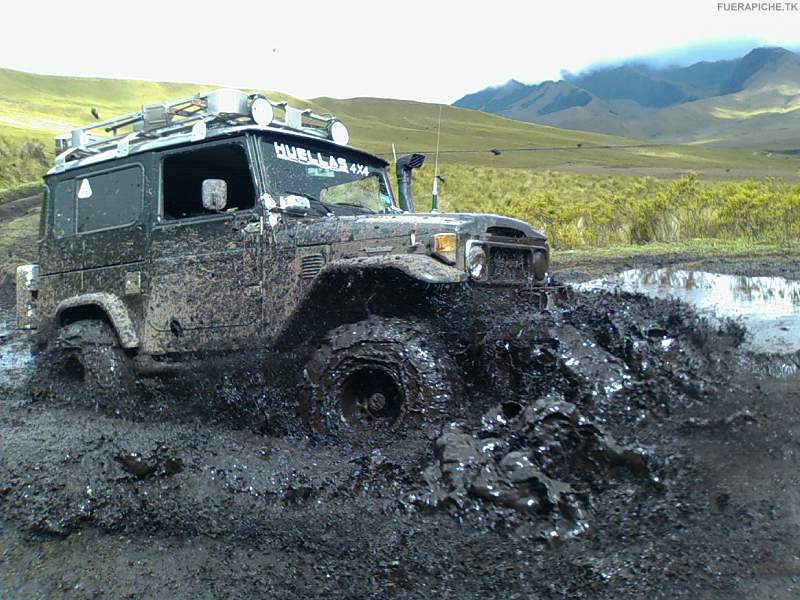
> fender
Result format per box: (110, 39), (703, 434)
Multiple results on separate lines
(320, 254), (467, 284)
(54, 293), (140, 349)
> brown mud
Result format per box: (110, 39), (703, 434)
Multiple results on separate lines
(1, 254), (800, 599)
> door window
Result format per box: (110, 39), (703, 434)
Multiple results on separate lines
(53, 180), (74, 239)
(161, 143), (255, 220)
(76, 167), (142, 233)
(51, 166), (143, 238)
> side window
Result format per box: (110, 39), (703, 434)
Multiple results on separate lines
(52, 167), (143, 238)
(76, 167), (142, 234)
(161, 143), (255, 220)
(53, 180), (75, 239)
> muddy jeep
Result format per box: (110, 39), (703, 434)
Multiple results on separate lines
(17, 89), (551, 434)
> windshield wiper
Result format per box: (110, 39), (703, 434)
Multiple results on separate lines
(327, 202), (376, 214)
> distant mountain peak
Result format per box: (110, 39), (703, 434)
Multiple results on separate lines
(501, 78), (526, 89)
(744, 46), (791, 60)
(723, 46), (797, 94)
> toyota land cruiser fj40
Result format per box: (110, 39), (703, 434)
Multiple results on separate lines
(17, 89), (552, 435)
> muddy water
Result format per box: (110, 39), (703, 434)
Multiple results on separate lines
(576, 268), (800, 353)
(0, 311), (32, 387)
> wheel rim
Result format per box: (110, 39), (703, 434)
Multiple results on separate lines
(60, 351), (86, 382)
(338, 366), (404, 429)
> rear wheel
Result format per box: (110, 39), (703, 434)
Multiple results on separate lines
(304, 317), (461, 438)
(38, 319), (134, 401)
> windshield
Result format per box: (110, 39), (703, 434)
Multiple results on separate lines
(261, 137), (396, 215)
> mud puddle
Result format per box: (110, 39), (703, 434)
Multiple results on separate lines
(576, 268), (800, 354)
(0, 313), (32, 387)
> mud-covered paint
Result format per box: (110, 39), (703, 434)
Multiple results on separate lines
(322, 255), (467, 284)
(54, 293), (139, 348)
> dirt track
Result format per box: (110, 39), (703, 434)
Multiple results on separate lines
(1, 254), (800, 599)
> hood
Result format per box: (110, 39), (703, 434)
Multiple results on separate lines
(290, 212), (546, 246)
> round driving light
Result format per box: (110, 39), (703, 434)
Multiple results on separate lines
(532, 250), (548, 281)
(251, 96), (274, 126)
(467, 245), (487, 280)
(329, 120), (350, 145)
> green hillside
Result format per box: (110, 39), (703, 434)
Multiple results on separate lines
(1, 66), (797, 195)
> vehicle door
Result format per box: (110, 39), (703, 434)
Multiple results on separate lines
(144, 137), (262, 353)
(38, 161), (148, 329)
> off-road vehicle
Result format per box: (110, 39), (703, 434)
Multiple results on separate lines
(17, 89), (551, 434)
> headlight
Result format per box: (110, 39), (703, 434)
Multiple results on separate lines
(532, 250), (548, 281)
(432, 233), (457, 264)
(467, 244), (487, 280)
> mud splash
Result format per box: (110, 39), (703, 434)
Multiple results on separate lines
(410, 394), (657, 540)
(576, 268), (800, 353)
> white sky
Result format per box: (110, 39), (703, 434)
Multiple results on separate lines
(2, 0), (799, 103)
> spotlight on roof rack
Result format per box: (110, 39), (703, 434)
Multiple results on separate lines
(206, 89), (249, 117)
(250, 96), (274, 127)
(328, 120), (350, 145)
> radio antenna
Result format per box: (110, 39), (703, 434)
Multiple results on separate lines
(432, 105), (442, 212)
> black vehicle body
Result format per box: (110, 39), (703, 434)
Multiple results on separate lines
(23, 127), (550, 360)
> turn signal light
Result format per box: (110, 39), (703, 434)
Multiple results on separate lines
(432, 233), (457, 264)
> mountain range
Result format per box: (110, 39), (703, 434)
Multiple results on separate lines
(454, 47), (800, 149)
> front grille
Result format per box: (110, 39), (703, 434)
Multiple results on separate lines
(300, 254), (325, 279)
(489, 247), (531, 282)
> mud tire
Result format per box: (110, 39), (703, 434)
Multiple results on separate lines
(42, 319), (134, 400)
(304, 317), (461, 438)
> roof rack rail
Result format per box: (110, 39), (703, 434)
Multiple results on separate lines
(54, 89), (350, 171)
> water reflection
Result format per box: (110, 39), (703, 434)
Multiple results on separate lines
(577, 268), (800, 354)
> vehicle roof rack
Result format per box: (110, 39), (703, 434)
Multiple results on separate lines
(53, 89), (350, 172)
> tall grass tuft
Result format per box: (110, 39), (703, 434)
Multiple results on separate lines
(0, 135), (49, 192)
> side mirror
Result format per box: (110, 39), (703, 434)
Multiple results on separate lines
(202, 179), (227, 211)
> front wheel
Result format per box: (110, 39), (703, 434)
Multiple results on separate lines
(304, 317), (461, 438)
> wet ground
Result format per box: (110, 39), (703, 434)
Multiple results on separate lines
(2, 254), (800, 599)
